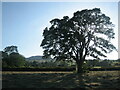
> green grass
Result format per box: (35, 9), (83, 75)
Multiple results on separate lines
(2, 71), (120, 89)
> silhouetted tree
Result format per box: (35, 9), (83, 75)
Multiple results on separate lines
(2, 46), (26, 68)
(4, 45), (18, 55)
(41, 8), (117, 73)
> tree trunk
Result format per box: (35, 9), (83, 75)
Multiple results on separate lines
(76, 60), (84, 73)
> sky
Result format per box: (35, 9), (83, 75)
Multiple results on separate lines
(2, 2), (118, 59)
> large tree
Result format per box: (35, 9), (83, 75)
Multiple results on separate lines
(41, 8), (117, 73)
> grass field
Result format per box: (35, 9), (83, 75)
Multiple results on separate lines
(2, 71), (120, 89)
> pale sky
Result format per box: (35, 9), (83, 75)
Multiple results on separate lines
(2, 2), (118, 59)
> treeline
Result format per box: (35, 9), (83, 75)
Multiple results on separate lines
(1, 46), (120, 71)
(1, 46), (75, 68)
(25, 59), (120, 68)
(85, 59), (120, 68)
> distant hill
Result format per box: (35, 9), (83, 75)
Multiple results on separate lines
(26, 55), (51, 61)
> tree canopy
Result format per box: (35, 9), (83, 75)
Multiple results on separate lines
(41, 8), (117, 73)
(2, 46), (26, 68)
(4, 45), (18, 55)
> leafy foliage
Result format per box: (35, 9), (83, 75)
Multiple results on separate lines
(7, 53), (26, 67)
(2, 46), (26, 68)
(4, 45), (18, 55)
(41, 8), (117, 73)
(41, 8), (116, 62)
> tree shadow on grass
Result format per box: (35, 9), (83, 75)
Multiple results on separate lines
(2, 71), (120, 89)
(2, 73), (87, 89)
(41, 73), (88, 89)
(44, 71), (120, 89)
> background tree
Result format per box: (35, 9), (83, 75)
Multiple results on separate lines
(4, 45), (18, 55)
(2, 51), (9, 68)
(41, 8), (117, 73)
(7, 52), (26, 67)
(2, 46), (26, 68)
